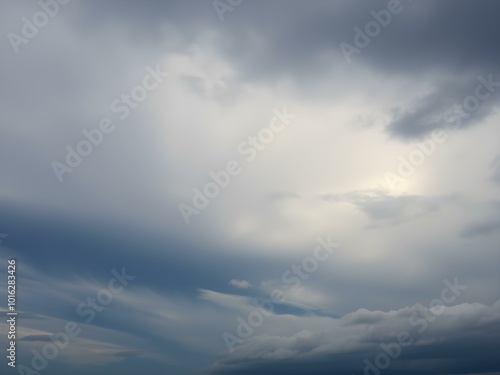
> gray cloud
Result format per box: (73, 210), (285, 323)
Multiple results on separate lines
(491, 155), (500, 185)
(20, 334), (53, 342)
(1, 1), (499, 374)
(208, 300), (500, 374)
(461, 218), (500, 238)
(113, 351), (143, 358)
(322, 189), (443, 225)
(385, 73), (500, 140)
(267, 191), (300, 201)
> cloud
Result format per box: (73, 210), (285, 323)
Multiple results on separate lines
(113, 351), (143, 358)
(1, 1), (500, 374)
(491, 155), (500, 185)
(208, 300), (500, 374)
(385, 73), (500, 140)
(20, 334), (53, 342)
(266, 191), (300, 201)
(322, 189), (442, 226)
(199, 289), (252, 311)
(461, 218), (500, 238)
(229, 279), (252, 289)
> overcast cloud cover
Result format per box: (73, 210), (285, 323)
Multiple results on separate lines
(0, 1), (499, 374)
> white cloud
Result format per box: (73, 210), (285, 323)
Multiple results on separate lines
(229, 279), (252, 289)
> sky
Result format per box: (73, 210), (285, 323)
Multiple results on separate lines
(0, 1), (499, 374)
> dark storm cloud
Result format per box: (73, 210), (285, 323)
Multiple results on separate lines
(69, 1), (500, 83)
(340, 0), (500, 140)
(348, 0), (500, 73)
(220, 0), (500, 139)
(385, 72), (500, 140)
(210, 1), (500, 79)
(2, 0), (499, 148)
